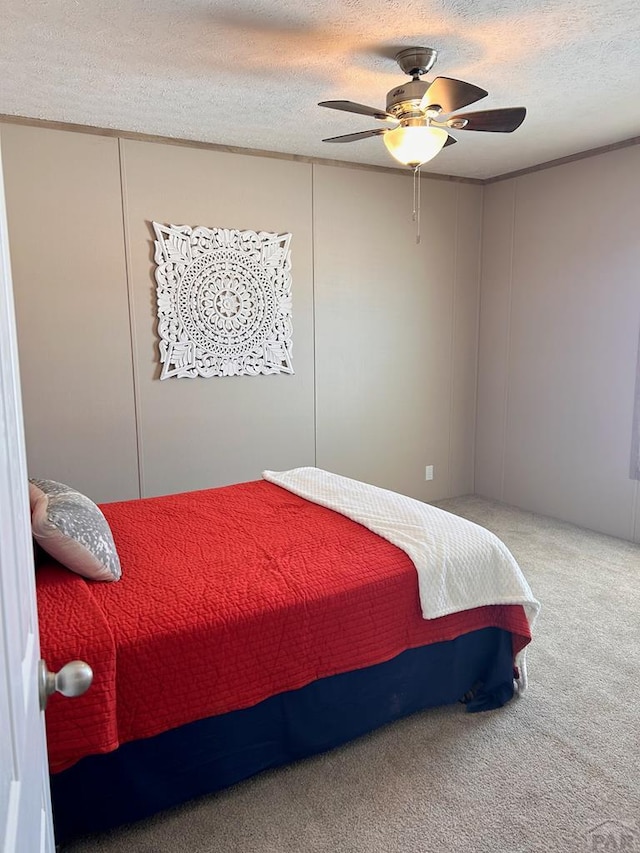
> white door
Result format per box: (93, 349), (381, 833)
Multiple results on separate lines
(0, 140), (55, 852)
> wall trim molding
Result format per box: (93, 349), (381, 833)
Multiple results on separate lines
(631, 326), (640, 483)
(485, 135), (640, 184)
(117, 139), (144, 500)
(2, 112), (639, 187)
(0, 113), (482, 185)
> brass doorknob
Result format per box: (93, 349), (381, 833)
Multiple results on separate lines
(38, 659), (93, 711)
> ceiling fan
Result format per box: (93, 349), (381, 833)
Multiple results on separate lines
(319, 47), (526, 168)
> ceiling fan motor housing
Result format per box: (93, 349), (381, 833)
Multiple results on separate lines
(386, 79), (433, 120)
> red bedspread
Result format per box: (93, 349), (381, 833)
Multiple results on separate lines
(37, 480), (531, 772)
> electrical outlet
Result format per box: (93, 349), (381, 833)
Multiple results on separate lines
(425, 465), (434, 481)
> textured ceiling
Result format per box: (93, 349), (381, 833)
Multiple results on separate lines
(2, 0), (640, 179)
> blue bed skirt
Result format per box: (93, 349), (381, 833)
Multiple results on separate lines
(51, 627), (515, 844)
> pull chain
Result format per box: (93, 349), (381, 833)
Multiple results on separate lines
(412, 165), (422, 244)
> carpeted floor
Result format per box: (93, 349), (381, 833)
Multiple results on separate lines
(62, 497), (640, 853)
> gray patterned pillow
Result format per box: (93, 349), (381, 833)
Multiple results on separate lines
(29, 479), (121, 582)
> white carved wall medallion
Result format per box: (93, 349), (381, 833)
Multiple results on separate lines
(152, 223), (294, 379)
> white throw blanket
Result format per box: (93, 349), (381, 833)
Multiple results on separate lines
(263, 467), (540, 692)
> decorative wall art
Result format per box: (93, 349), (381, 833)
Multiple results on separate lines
(152, 223), (294, 379)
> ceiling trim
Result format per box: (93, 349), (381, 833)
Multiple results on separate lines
(1, 113), (639, 186)
(0, 113), (483, 185)
(486, 135), (640, 183)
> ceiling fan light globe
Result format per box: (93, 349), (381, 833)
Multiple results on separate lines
(383, 125), (448, 167)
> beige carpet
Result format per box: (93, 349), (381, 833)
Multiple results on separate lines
(63, 497), (640, 853)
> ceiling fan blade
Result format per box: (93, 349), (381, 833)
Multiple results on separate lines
(420, 77), (488, 113)
(322, 128), (388, 143)
(443, 134), (457, 147)
(448, 107), (526, 133)
(318, 100), (395, 121)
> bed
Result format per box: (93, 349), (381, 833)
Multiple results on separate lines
(34, 468), (538, 844)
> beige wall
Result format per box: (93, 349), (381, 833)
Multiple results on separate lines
(4, 120), (638, 541)
(314, 165), (482, 500)
(1, 125), (139, 503)
(120, 139), (315, 497)
(476, 145), (640, 543)
(1, 122), (480, 504)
